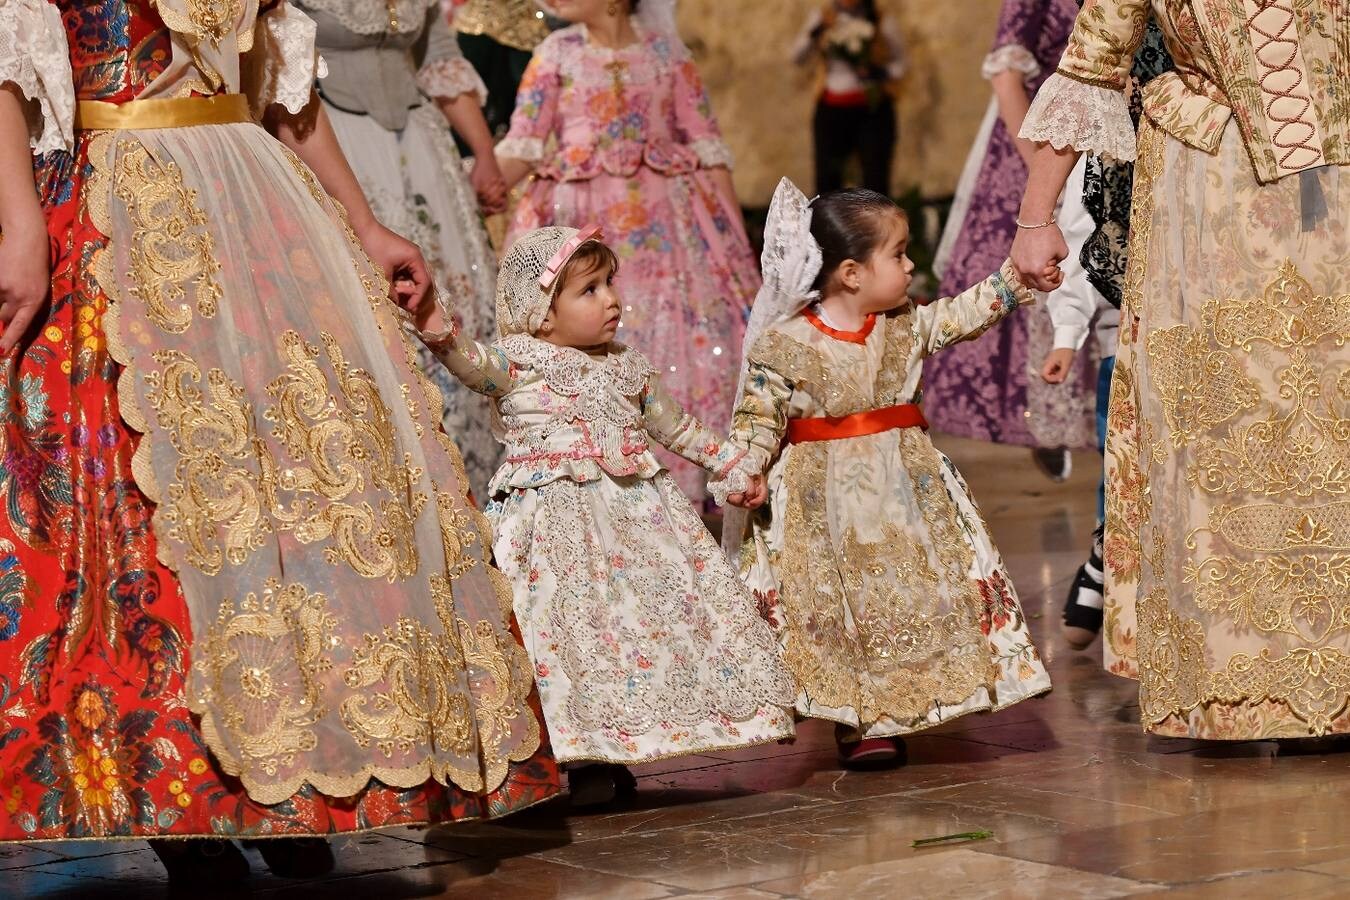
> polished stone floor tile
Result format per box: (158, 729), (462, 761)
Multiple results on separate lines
(10, 436), (1350, 897)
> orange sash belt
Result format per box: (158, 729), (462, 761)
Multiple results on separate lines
(786, 403), (928, 444)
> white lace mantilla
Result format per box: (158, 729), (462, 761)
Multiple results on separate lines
(247, 4), (329, 116)
(0, 0), (75, 154)
(1020, 72), (1137, 163)
(417, 56), (488, 104)
(981, 43), (1040, 81)
(300, 0), (437, 35)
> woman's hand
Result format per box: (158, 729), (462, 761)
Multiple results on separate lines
(727, 474), (768, 510)
(470, 155), (508, 214)
(0, 218), (50, 354)
(355, 220), (435, 325)
(1041, 347), (1076, 384)
(1011, 222), (1068, 293)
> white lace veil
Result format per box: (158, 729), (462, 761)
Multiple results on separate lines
(721, 177), (822, 556)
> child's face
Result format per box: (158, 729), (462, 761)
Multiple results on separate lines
(551, 0), (611, 23)
(538, 258), (623, 350)
(856, 212), (915, 312)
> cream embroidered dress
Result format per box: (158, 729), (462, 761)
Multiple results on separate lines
(426, 328), (797, 763)
(0, 0), (553, 839)
(1022, 0), (1350, 738)
(723, 264), (1052, 739)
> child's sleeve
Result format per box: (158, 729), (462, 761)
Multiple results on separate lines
(670, 44), (735, 170)
(414, 8), (489, 105)
(641, 373), (754, 506)
(495, 37), (561, 165)
(421, 327), (518, 398)
(912, 260), (1036, 357)
(724, 362), (792, 476)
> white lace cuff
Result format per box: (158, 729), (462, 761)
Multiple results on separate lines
(707, 453), (754, 508)
(1021, 73), (1136, 163)
(0, 0), (75, 155)
(981, 43), (1039, 81)
(496, 135), (545, 163)
(417, 57), (488, 105)
(691, 137), (734, 170)
(246, 4), (328, 117)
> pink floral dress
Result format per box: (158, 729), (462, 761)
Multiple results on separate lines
(499, 24), (760, 501)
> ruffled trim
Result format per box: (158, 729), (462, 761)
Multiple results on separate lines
(246, 3), (328, 117)
(497, 334), (654, 399)
(1020, 72), (1137, 163)
(995, 260), (1037, 310)
(488, 451), (667, 494)
(0, 0), (75, 154)
(496, 135), (545, 163)
(981, 43), (1039, 81)
(417, 56), (489, 104)
(690, 137), (734, 170)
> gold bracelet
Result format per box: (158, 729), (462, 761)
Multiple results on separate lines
(1015, 215), (1057, 229)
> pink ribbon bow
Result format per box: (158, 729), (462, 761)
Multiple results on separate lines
(539, 224), (604, 291)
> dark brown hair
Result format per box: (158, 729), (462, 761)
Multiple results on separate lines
(556, 240), (620, 293)
(808, 189), (904, 292)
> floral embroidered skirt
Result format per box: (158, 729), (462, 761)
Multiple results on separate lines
(487, 472), (796, 763)
(1103, 120), (1350, 739)
(741, 428), (1052, 739)
(507, 167), (759, 502)
(0, 124), (558, 843)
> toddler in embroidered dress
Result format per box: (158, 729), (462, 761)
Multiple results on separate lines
(417, 224), (796, 807)
(717, 180), (1053, 770)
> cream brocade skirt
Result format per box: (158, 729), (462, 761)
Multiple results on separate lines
(1103, 119), (1350, 738)
(88, 121), (540, 803)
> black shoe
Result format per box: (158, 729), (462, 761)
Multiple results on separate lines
(149, 839), (250, 885)
(1032, 447), (1073, 483)
(607, 764), (638, 798)
(247, 837), (335, 879)
(1062, 525), (1105, 650)
(568, 764), (617, 808)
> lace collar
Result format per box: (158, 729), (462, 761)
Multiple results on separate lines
(498, 335), (654, 398)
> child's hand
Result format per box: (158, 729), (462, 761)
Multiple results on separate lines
(727, 474), (767, 510)
(1041, 347), (1076, 384)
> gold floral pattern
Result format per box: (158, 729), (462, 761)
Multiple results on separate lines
(1144, 325), (1260, 448)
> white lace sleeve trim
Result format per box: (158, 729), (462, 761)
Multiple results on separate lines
(1020, 72), (1137, 163)
(691, 137), (734, 170)
(496, 135), (545, 163)
(247, 3), (327, 117)
(981, 43), (1039, 81)
(0, 0), (75, 154)
(706, 454), (753, 508)
(417, 56), (488, 105)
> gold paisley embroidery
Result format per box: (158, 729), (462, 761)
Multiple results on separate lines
(142, 350), (270, 576)
(111, 140), (221, 335)
(750, 331), (870, 416)
(194, 580), (333, 779)
(1205, 260), (1350, 352)
(1145, 325), (1260, 448)
(264, 330), (425, 581)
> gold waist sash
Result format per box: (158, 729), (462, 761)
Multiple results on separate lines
(75, 94), (253, 131)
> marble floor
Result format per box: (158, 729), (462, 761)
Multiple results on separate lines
(8, 435), (1350, 899)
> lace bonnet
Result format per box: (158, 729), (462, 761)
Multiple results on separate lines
(496, 224), (605, 337)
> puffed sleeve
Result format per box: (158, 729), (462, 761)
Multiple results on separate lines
(669, 41), (734, 169)
(0, 0), (74, 155)
(415, 6), (488, 104)
(496, 33), (561, 164)
(982, 0), (1048, 81)
(1019, 0), (1148, 162)
(641, 371), (753, 506)
(912, 261), (1035, 357)
(242, 1), (327, 118)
